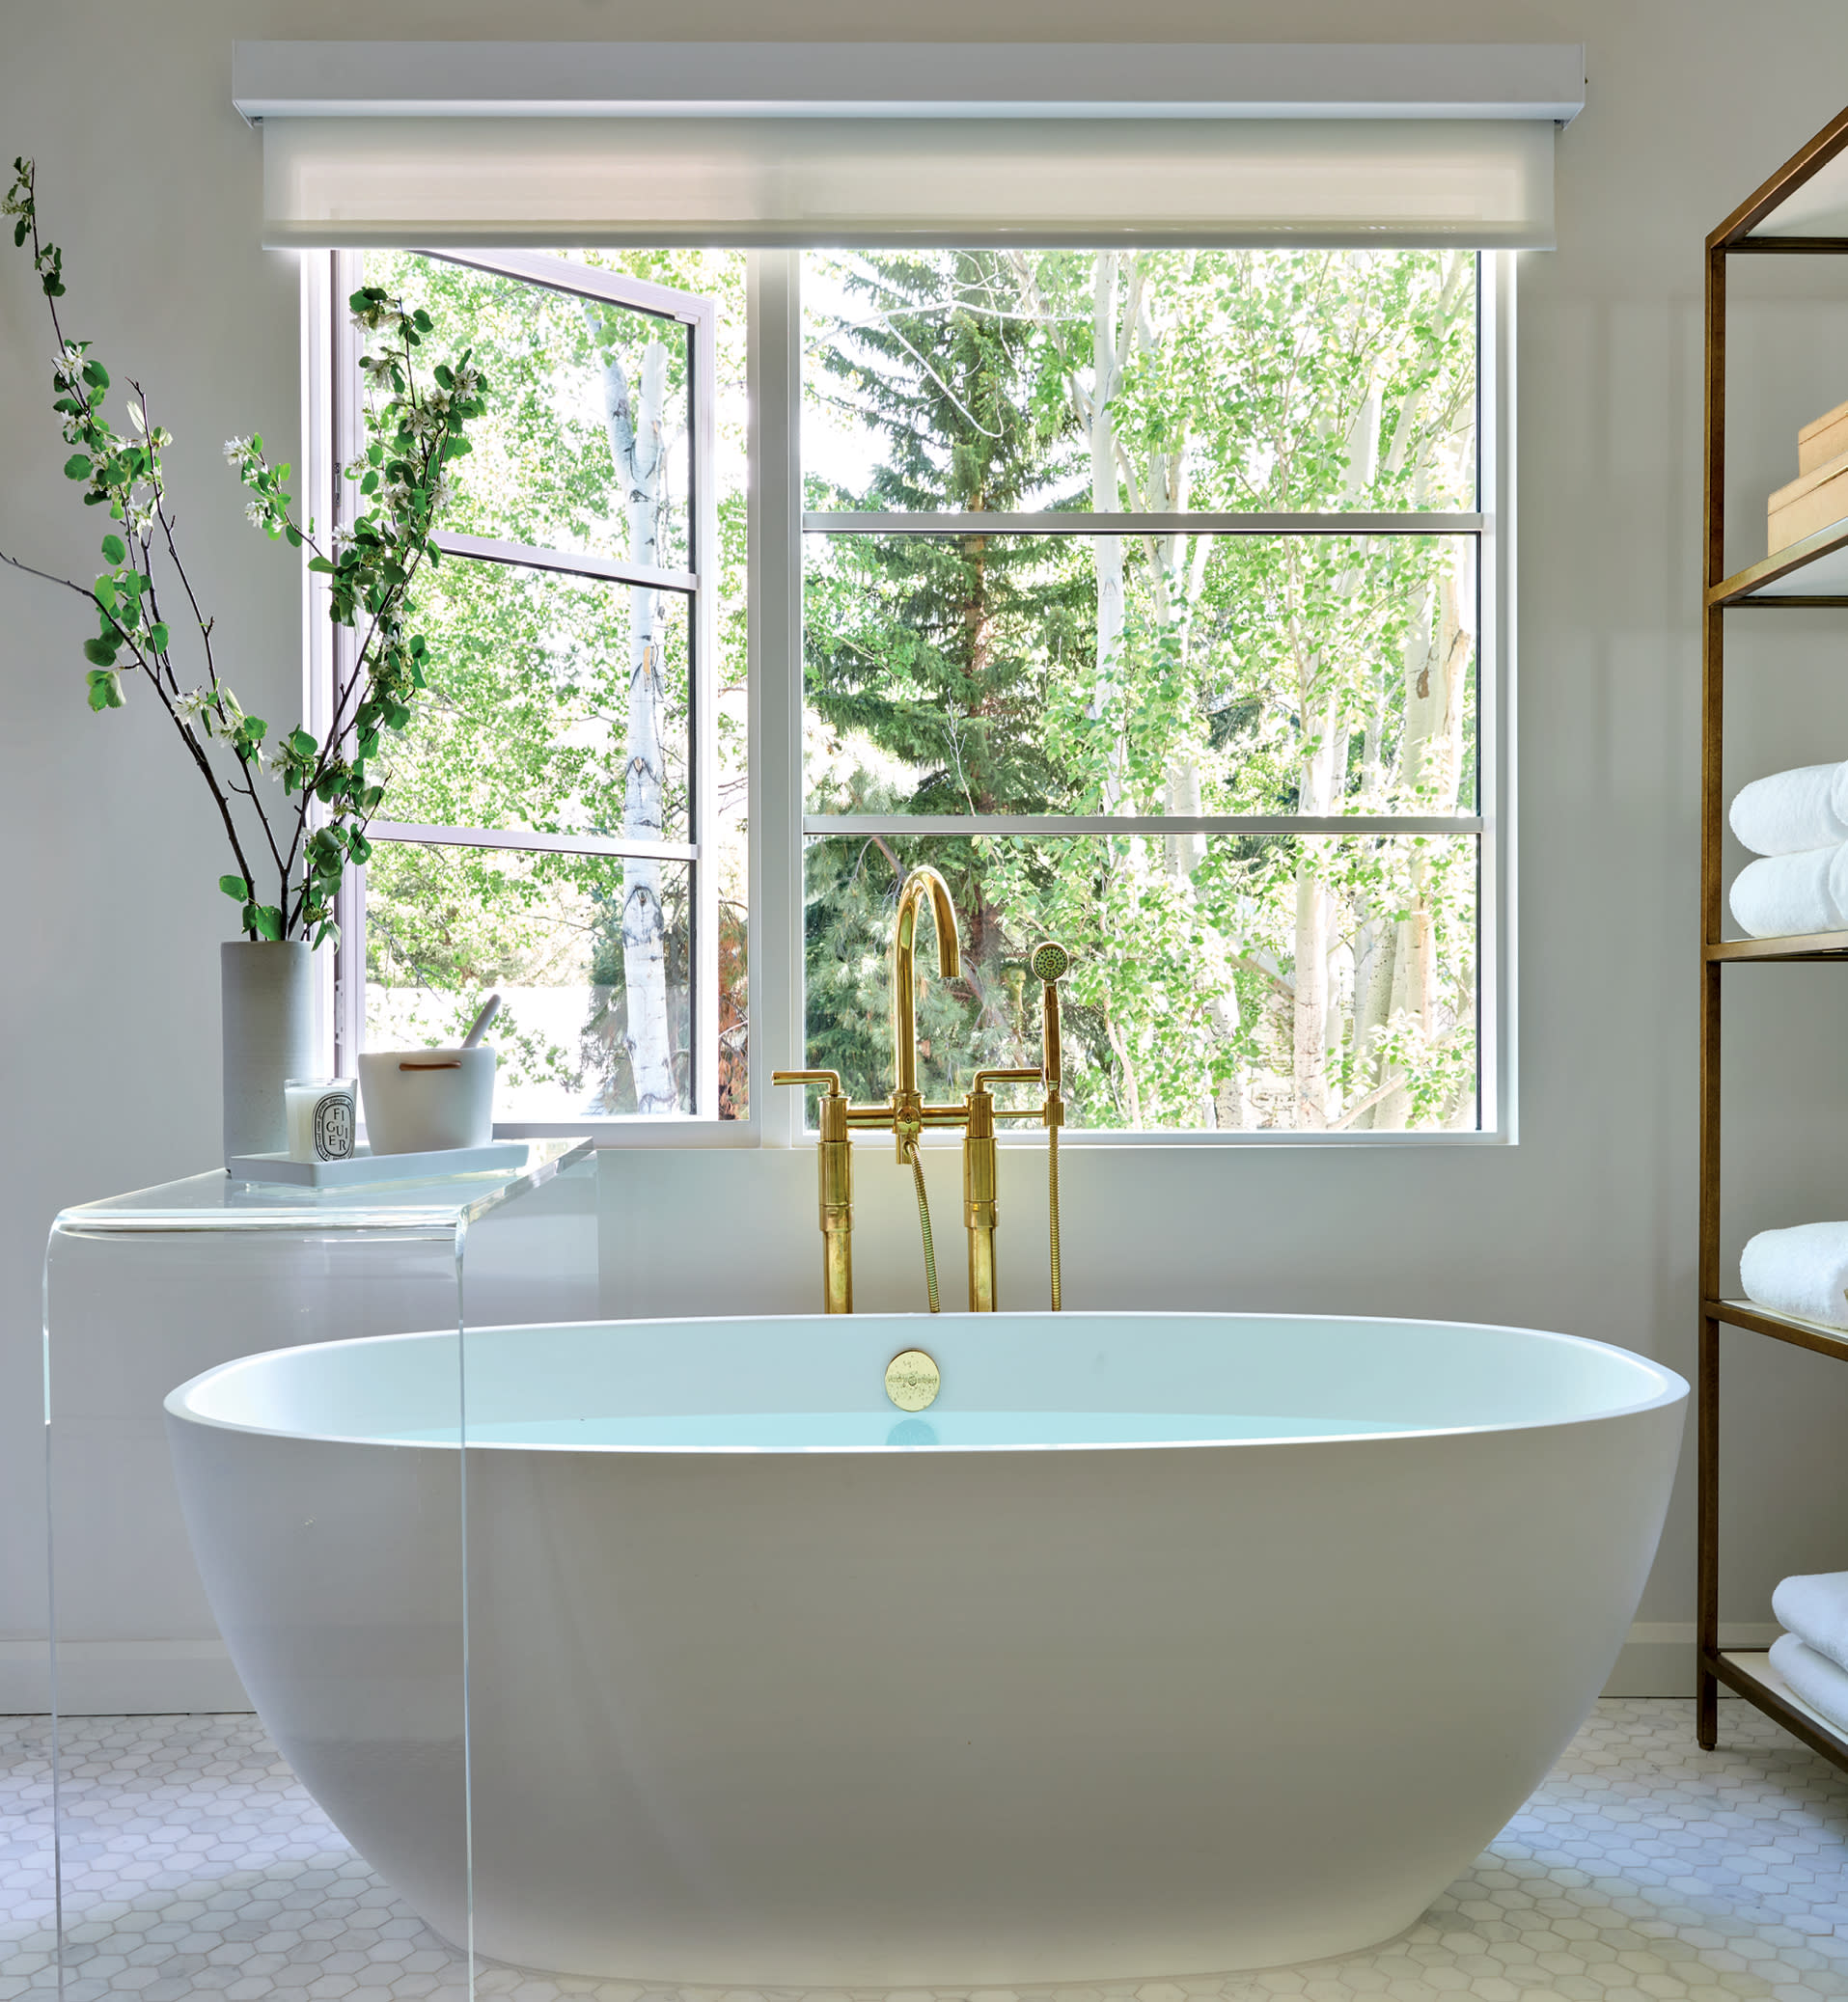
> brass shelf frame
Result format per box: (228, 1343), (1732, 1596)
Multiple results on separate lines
(1700, 102), (1848, 1780)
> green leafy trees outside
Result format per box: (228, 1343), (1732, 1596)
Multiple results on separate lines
(347, 244), (1476, 1132)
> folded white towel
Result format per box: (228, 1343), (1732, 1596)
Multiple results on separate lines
(1740, 1221), (1848, 1330)
(1730, 762), (1848, 856)
(1728, 845), (1848, 937)
(1771, 1571), (1848, 1674)
(1769, 1631), (1848, 1732)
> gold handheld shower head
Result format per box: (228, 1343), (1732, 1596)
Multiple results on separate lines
(1028, 940), (1072, 1312)
(1029, 940), (1072, 984)
(1029, 941), (1070, 1089)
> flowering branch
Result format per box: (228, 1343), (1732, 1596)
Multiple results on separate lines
(0, 157), (485, 946)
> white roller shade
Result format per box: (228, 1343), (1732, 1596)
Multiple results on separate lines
(240, 42), (1579, 251)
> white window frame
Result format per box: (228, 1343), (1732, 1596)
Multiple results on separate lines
(306, 247), (1515, 1149)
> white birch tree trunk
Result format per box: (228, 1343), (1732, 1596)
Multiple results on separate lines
(586, 307), (678, 1114)
(1366, 562), (1467, 1128)
(1090, 256), (1126, 813)
(1284, 383), (1384, 1126)
(1290, 677), (1338, 1129)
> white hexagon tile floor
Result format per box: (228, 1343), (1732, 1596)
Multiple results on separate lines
(3, 1699), (1846, 2001)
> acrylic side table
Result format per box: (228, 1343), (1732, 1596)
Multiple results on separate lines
(43, 1135), (595, 1710)
(39, 1137), (597, 1991)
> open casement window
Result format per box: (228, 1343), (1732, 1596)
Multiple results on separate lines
(322, 249), (740, 1125)
(797, 247), (1498, 1137)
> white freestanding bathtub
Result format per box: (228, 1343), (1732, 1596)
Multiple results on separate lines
(165, 1312), (1685, 1987)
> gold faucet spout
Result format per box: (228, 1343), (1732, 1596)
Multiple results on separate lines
(892, 864), (960, 1106)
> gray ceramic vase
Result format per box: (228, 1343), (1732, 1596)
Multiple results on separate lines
(221, 940), (315, 1168)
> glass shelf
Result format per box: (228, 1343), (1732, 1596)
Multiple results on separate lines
(56, 1134), (593, 1231)
(1711, 517), (1848, 606)
(1712, 1649), (1848, 1776)
(1707, 930), (1848, 960)
(1706, 1295), (1848, 1361)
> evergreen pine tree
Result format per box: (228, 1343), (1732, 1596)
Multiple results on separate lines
(802, 251), (1089, 1097)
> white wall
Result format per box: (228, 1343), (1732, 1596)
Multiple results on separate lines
(6, 0), (1848, 1709)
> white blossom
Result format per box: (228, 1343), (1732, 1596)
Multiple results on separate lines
(350, 292), (406, 334)
(223, 435), (253, 464)
(244, 499), (267, 530)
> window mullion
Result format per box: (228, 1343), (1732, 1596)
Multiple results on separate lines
(367, 822), (700, 864)
(801, 814), (1484, 837)
(803, 509), (1485, 535)
(431, 531), (699, 596)
(327, 247), (367, 1077)
(748, 250), (804, 1149)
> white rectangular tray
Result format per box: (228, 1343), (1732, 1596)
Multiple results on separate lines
(227, 1140), (532, 1187)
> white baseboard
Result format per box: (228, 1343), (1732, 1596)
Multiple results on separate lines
(0, 1638), (251, 1714)
(0, 1623), (1784, 1716)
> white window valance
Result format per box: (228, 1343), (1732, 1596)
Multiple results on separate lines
(235, 41), (1583, 251)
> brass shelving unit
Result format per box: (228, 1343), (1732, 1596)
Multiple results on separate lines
(1699, 105), (1848, 1776)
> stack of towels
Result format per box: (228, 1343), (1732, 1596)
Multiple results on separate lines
(1741, 1220), (1848, 1330)
(1770, 1571), (1848, 1733)
(1729, 761), (1848, 936)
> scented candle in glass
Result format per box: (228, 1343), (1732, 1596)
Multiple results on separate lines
(284, 1077), (357, 1163)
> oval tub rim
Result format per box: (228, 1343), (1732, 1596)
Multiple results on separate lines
(162, 1309), (1690, 1456)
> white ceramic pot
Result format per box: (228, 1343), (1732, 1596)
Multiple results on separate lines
(221, 941), (315, 1169)
(358, 1047), (497, 1155)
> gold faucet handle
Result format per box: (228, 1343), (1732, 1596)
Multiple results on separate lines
(772, 1068), (843, 1095)
(974, 1065), (1051, 1124)
(775, 1070), (850, 1142)
(973, 1066), (1044, 1092)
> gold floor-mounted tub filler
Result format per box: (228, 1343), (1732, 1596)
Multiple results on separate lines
(775, 864), (1070, 1317)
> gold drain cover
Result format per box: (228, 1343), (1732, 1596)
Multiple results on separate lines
(885, 1348), (941, 1412)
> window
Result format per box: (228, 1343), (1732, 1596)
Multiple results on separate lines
(315, 245), (1505, 1140)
